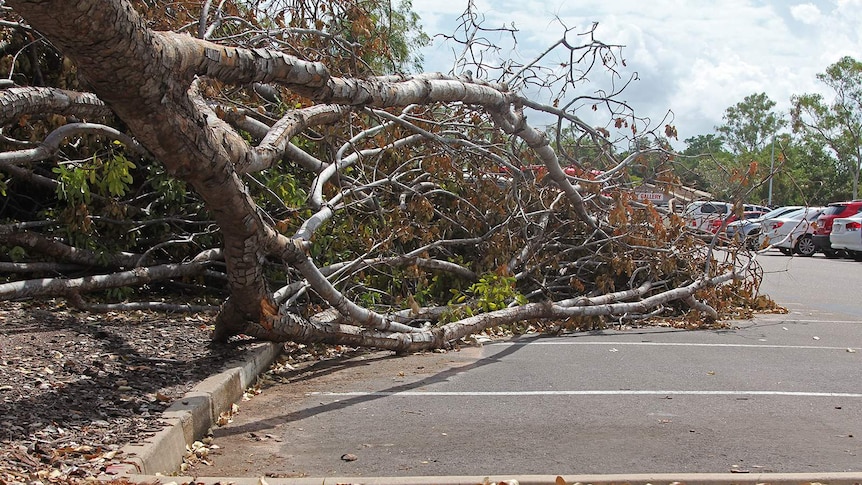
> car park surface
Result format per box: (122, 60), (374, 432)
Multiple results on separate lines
(196, 249), (862, 478)
(830, 213), (862, 261)
(761, 206), (824, 256)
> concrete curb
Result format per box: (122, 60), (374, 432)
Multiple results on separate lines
(120, 472), (862, 484)
(106, 341), (283, 476)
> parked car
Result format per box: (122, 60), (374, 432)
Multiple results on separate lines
(761, 207), (825, 256)
(812, 200), (862, 258)
(829, 213), (862, 261)
(726, 205), (803, 248)
(682, 201), (770, 233)
(709, 210), (766, 236)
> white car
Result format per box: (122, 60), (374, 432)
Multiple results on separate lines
(726, 205), (803, 248)
(760, 207), (825, 256)
(683, 200), (770, 233)
(829, 213), (862, 261)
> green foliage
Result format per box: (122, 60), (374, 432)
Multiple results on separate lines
(679, 134), (732, 192)
(52, 163), (92, 204)
(678, 93), (796, 203)
(147, 164), (190, 210)
(52, 154), (136, 204)
(8, 246), (27, 262)
(717, 92), (786, 155)
(324, 0), (430, 74)
(99, 153), (136, 197)
(767, 135), (847, 205)
(105, 286), (134, 301)
(792, 56), (862, 199)
(262, 171), (308, 209)
(450, 272), (527, 314)
(415, 260), (469, 305)
(682, 134), (726, 156)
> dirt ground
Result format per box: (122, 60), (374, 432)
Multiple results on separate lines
(0, 300), (260, 483)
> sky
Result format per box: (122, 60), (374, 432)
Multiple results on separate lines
(410, 0), (862, 148)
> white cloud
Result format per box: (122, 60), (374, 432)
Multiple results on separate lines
(790, 3), (822, 24)
(411, 0), (862, 147)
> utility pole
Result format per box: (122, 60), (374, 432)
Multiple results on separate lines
(767, 137), (775, 206)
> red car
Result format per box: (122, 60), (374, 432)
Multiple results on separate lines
(708, 210), (767, 234)
(812, 200), (862, 258)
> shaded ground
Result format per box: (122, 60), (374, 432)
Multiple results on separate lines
(0, 300), (260, 483)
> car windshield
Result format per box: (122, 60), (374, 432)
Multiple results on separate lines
(779, 207), (821, 220)
(823, 204), (848, 216)
(684, 202), (729, 215)
(760, 206), (799, 220)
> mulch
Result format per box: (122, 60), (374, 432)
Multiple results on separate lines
(0, 300), (261, 484)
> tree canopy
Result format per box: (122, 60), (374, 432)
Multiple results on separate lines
(680, 80), (862, 207)
(792, 56), (862, 200)
(0, 0), (766, 353)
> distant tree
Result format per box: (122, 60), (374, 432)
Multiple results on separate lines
(708, 93), (787, 204)
(683, 134), (725, 156)
(780, 135), (852, 204)
(791, 56), (862, 199)
(717, 92), (786, 155)
(678, 134), (731, 192)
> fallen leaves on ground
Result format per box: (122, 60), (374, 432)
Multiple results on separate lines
(0, 300), (257, 483)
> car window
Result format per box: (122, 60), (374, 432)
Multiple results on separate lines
(781, 208), (806, 219)
(823, 205), (847, 216)
(760, 206), (800, 220)
(705, 203), (727, 214)
(682, 203), (701, 215)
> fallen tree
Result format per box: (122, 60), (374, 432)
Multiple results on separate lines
(0, 0), (766, 352)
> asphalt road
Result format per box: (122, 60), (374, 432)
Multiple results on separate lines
(201, 250), (862, 478)
(757, 250), (862, 318)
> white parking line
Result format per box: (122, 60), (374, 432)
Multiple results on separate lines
(757, 318), (862, 324)
(489, 341), (856, 350)
(310, 390), (862, 398)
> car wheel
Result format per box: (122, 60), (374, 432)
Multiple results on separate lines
(794, 234), (817, 257)
(779, 247), (793, 256)
(854, 251), (862, 262)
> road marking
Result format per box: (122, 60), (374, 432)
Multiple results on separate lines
(489, 341), (856, 350)
(758, 318), (862, 324)
(310, 390), (862, 398)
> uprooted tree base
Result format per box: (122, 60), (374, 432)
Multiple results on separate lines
(0, 0), (779, 353)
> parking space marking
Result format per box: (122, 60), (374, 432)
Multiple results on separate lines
(310, 390), (862, 398)
(756, 318), (862, 324)
(488, 341), (856, 350)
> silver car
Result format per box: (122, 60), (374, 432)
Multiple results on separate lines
(760, 207), (825, 256)
(726, 205), (802, 248)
